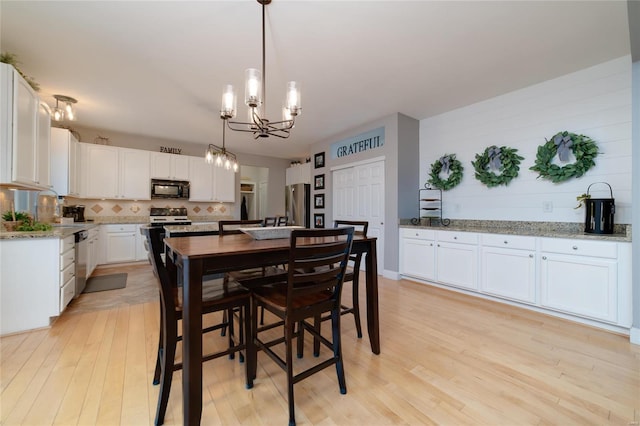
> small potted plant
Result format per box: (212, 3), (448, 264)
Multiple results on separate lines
(1, 211), (31, 231)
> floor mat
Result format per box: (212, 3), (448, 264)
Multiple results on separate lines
(84, 273), (127, 293)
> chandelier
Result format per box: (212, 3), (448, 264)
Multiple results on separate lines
(220, 0), (301, 139)
(52, 94), (77, 121)
(205, 122), (239, 172)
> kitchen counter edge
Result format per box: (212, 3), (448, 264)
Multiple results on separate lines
(0, 223), (100, 240)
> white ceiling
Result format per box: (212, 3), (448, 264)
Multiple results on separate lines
(1, 1), (631, 160)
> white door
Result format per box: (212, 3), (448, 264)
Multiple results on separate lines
(333, 160), (385, 272)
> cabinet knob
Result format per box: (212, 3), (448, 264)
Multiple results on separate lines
(415, 233), (419, 236)
(504, 240), (508, 244)
(529, 254), (534, 258)
(572, 245), (578, 250)
(453, 236), (457, 240)
(542, 256), (547, 260)
(429, 243), (433, 246)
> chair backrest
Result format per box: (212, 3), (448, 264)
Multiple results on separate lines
(276, 216), (289, 226)
(285, 227), (354, 315)
(263, 217), (277, 227)
(140, 226), (178, 318)
(334, 220), (368, 237)
(218, 219), (264, 236)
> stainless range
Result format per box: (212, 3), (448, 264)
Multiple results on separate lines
(149, 207), (191, 227)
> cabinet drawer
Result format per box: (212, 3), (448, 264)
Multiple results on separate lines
(481, 234), (536, 251)
(103, 224), (137, 233)
(60, 262), (75, 287)
(401, 228), (435, 240)
(437, 231), (478, 245)
(60, 249), (75, 270)
(60, 277), (75, 313)
(60, 235), (74, 253)
(88, 227), (100, 239)
(540, 238), (617, 259)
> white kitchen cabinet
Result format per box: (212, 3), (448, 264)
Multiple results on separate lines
(150, 152), (190, 180)
(480, 234), (536, 304)
(399, 228), (436, 281)
(285, 162), (311, 185)
(50, 127), (79, 196)
(436, 231), (478, 290)
(87, 226), (100, 277)
(540, 238), (618, 323)
(102, 224), (137, 264)
(0, 236), (71, 335)
(0, 63), (51, 190)
(188, 156), (236, 202)
(80, 143), (150, 199)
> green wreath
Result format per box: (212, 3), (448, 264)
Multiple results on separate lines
(529, 131), (598, 183)
(427, 154), (463, 191)
(471, 145), (524, 188)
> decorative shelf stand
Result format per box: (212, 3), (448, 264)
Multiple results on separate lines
(411, 185), (450, 226)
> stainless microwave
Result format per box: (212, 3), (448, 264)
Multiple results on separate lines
(150, 179), (190, 199)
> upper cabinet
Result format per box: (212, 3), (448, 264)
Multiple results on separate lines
(150, 152), (189, 180)
(285, 162), (311, 186)
(79, 143), (150, 200)
(0, 63), (51, 190)
(188, 157), (236, 202)
(51, 127), (79, 196)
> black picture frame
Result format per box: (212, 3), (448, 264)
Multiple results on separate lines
(314, 174), (325, 190)
(314, 152), (325, 169)
(314, 193), (325, 209)
(314, 213), (325, 228)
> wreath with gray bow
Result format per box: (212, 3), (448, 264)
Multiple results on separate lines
(471, 145), (524, 187)
(529, 131), (598, 183)
(427, 154), (463, 190)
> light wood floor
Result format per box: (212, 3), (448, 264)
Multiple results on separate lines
(1, 263), (639, 425)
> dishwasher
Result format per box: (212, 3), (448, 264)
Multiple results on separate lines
(74, 230), (88, 297)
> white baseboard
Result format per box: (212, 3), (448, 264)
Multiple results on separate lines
(382, 270), (400, 280)
(630, 327), (640, 345)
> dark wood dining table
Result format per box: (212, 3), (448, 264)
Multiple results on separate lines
(163, 232), (380, 426)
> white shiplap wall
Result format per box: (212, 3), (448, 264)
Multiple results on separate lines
(419, 56), (632, 224)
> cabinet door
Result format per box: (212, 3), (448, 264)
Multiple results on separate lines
(188, 157), (213, 201)
(436, 241), (478, 290)
(119, 148), (150, 199)
(135, 225), (148, 261)
(540, 253), (617, 322)
(85, 144), (119, 198)
(401, 238), (436, 281)
(150, 152), (172, 179)
(35, 101), (51, 187)
(69, 138), (78, 195)
(13, 75), (38, 185)
(173, 155), (190, 180)
(481, 246), (536, 303)
(105, 232), (137, 263)
(213, 166), (236, 202)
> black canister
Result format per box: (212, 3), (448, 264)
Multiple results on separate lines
(584, 182), (615, 234)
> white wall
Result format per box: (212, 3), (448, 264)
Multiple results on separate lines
(420, 56), (632, 224)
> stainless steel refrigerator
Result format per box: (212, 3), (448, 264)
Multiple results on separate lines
(285, 183), (310, 228)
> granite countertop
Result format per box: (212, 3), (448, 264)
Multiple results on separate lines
(163, 223), (219, 236)
(0, 222), (100, 240)
(399, 220), (631, 242)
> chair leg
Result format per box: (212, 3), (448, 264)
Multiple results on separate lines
(296, 320), (305, 359)
(351, 274), (363, 338)
(227, 308), (236, 360)
(221, 309), (228, 336)
(260, 306), (265, 325)
(312, 315), (321, 357)
(331, 309), (347, 395)
(155, 322), (177, 426)
(153, 306), (165, 385)
(244, 300), (255, 389)
(249, 299), (259, 381)
(285, 318), (297, 426)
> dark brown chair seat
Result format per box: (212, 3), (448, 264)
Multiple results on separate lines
(249, 227), (355, 426)
(141, 226), (253, 426)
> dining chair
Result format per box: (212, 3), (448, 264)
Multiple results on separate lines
(312, 220), (368, 354)
(249, 226), (355, 426)
(263, 216), (277, 227)
(141, 226), (253, 426)
(218, 219), (285, 333)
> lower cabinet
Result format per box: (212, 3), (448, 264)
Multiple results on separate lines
(480, 234), (536, 304)
(102, 224), (137, 264)
(539, 238), (618, 323)
(87, 227), (100, 277)
(399, 228), (632, 331)
(0, 237), (72, 335)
